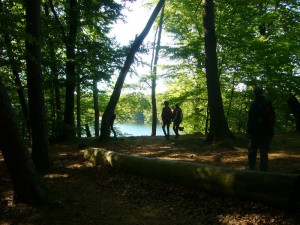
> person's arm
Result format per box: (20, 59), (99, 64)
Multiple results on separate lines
(247, 103), (255, 136)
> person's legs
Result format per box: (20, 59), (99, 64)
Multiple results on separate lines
(173, 122), (179, 138)
(166, 123), (170, 139)
(259, 136), (273, 171)
(248, 138), (259, 170)
(162, 123), (167, 137)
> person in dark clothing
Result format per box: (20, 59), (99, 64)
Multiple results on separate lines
(110, 113), (117, 138)
(172, 104), (183, 138)
(161, 101), (173, 139)
(246, 86), (275, 171)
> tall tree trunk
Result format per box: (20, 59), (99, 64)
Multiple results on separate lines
(151, 4), (165, 136)
(226, 78), (236, 118)
(25, 0), (50, 171)
(49, 0), (79, 138)
(100, 0), (166, 140)
(202, 0), (233, 142)
(44, 2), (62, 138)
(93, 78), (100, 137)
(0, 79), (47, 204)
(76, 81), (81, 137)
(3, 35), (30, 137)
(62, 0), (79, 138)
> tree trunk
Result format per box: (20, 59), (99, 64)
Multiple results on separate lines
(25, 0), (50, 171)
(44, 2), (62, 139)
(85, 148), (300, 209)
(151, 4), (165, 136)
(3, 35), (30, 137)
(202, 0), (233, 142)
(49, 0), (79, 138)
(100, 0), (166, 140)
(76, 80), (81, 138)
(93, 78), (100, 137)
(0, 79), (47, 205)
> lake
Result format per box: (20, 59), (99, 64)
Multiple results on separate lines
(84, 122), (182, 137)
(115, 122), (167, 136)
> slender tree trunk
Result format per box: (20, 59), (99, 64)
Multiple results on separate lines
(49, 0), (79, 138)
(100, 0), (166, 140)
(226, 78), (236, 118)
(205, 105), (209, 135)
(44, 2), (62, 138)
(25, 0), (50, 171)
(151, 4), (165, 136)
(93, 78), (100, 137)
(76, 81), (81, 137)
(3, 35), (30, 137)
(0, 79), (47, 205)
(202, 0), (233, 142)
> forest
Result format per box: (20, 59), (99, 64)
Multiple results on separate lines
(0, 0), (300, 224)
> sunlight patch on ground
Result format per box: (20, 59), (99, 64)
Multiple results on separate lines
(66, 163), (83, 169)
(44, 173), (69, 179)
(2, 190), (14, 207)
(270, 152), (300, 159)
(137, 150), (166, 157)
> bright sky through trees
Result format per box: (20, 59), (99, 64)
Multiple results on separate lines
(110, 1), (152, 45)
(108, 0), (168, 94)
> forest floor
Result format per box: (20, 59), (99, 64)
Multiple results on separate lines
(0, 133), (300, 225)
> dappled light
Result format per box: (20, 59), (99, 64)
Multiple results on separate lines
(1, 134), (300, 224)
(44, 173), (69, 179)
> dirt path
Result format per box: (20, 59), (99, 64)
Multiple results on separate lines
(1, 134), (300, 224)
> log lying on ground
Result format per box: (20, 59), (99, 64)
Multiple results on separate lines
(84, 148), (300, 209)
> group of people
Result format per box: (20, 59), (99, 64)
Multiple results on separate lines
(110, 85), (274, 172)
(162, 85), (275, 172)
(161, 101), (183, 139)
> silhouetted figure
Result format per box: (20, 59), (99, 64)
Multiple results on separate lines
(161, 101), (172, 139)
(85, 124), (91, 137)
(246, 86), (275, 171)
(172, 104), (183, 138)
(110, 113), (116, 138)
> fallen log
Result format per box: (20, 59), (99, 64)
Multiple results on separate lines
(84, 148), (300, 209)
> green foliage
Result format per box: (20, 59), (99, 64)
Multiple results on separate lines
(158, 0), (300, 133)
(117, 93), (151, 122)
(2, 0), (300, 138)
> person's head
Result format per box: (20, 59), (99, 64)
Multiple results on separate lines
(175, 103), (179, 108)
(164, 101), (169, 106)
(253, 86), (264, 97)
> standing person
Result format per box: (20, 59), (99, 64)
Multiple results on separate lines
(161, 101), (172, 139)
(172, 104), (183, 138)
(246, 86), (275, 171)
(110, 112), (117, 138)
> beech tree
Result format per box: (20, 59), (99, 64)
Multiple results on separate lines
(100, 0), (166, 140)
(0, 78), (47, 204)
(202, 0), (233, 141)
(150, 4), (165, 136)
(25, 0), (51, 171)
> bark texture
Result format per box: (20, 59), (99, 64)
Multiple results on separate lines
(202, 0), (233, 141)
(25, 0), (50, 171)
(0, 79), (47, 204)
